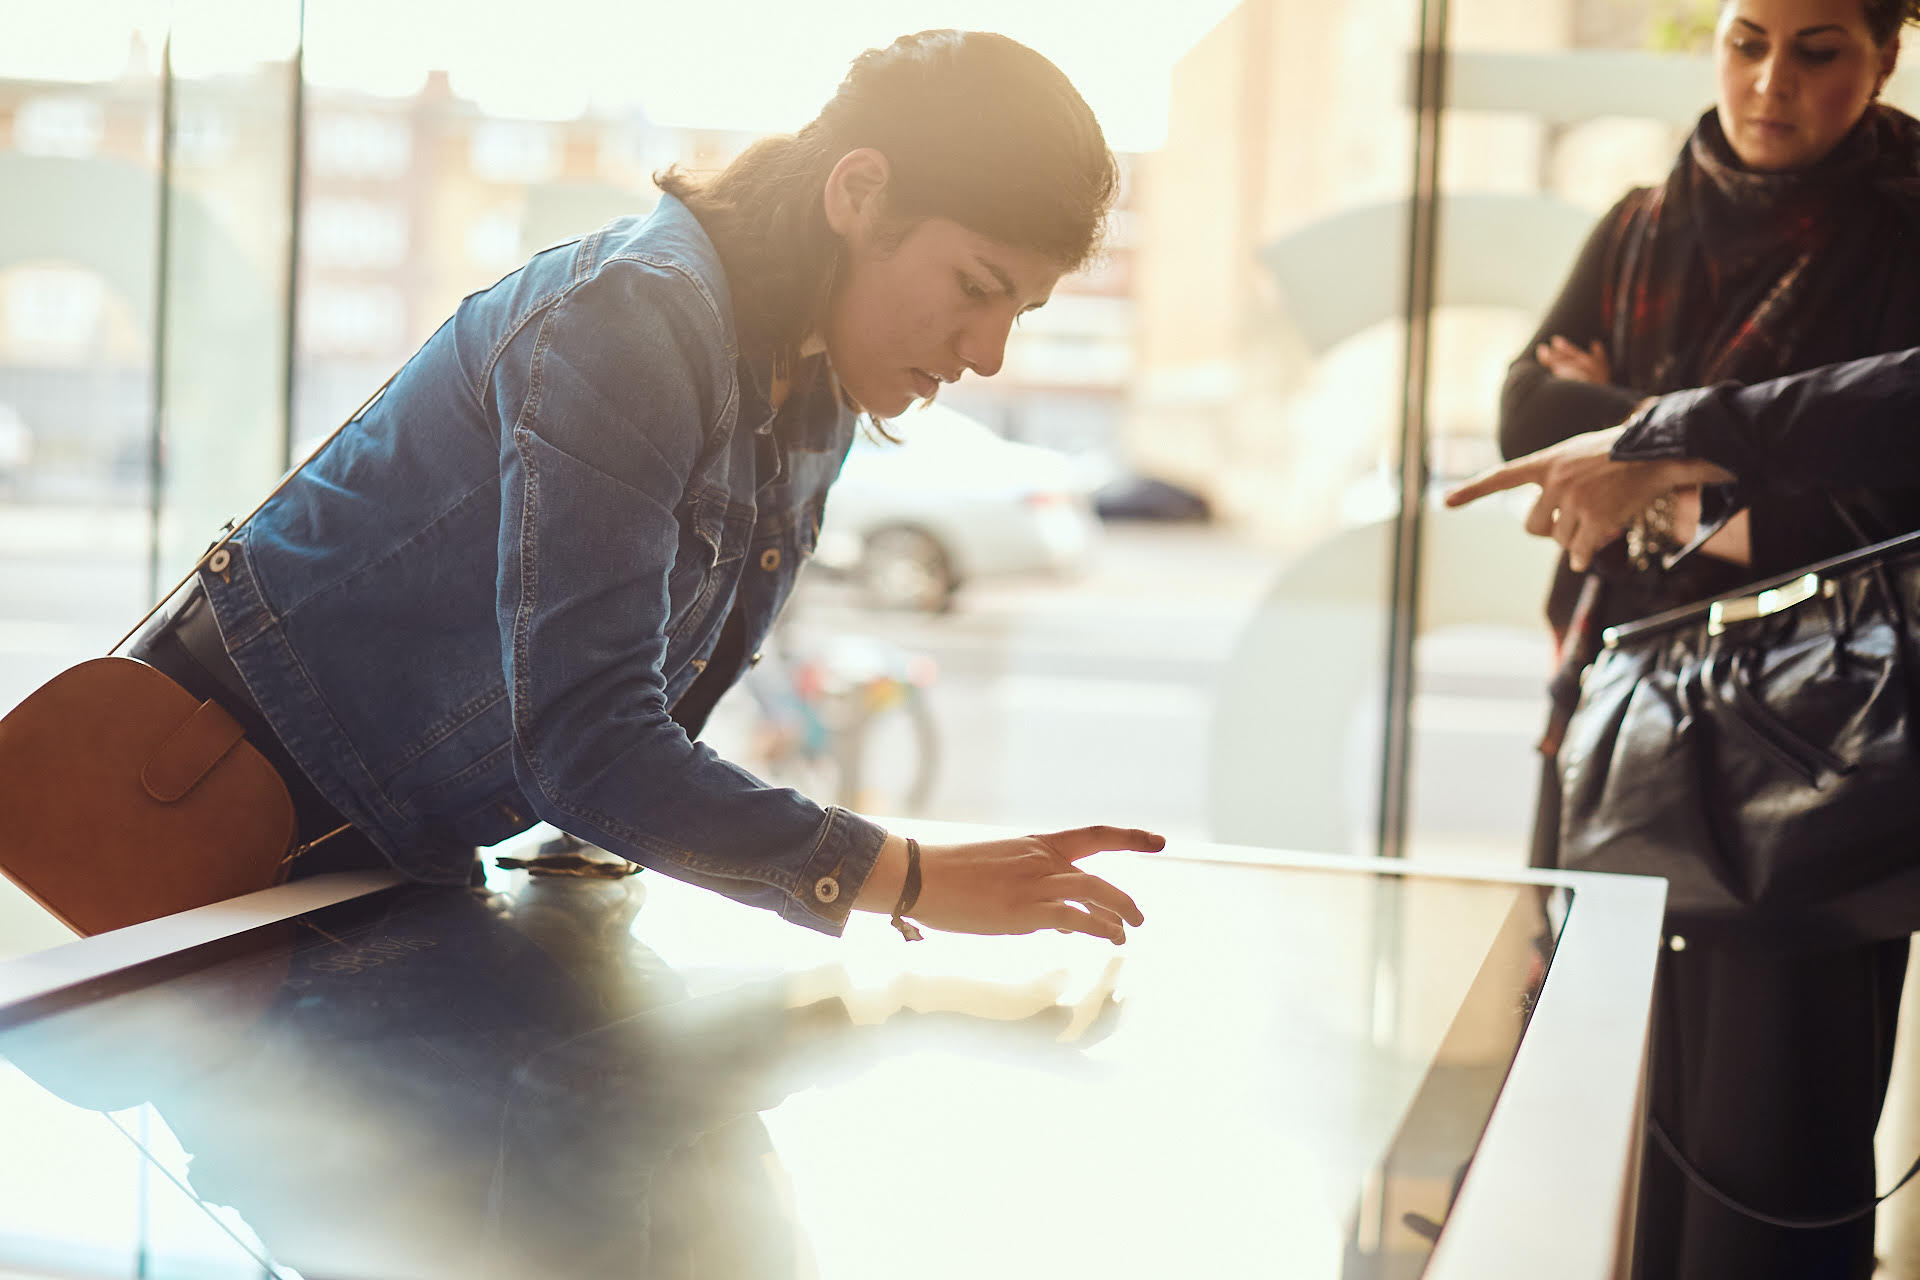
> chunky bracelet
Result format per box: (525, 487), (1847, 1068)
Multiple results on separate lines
(1625, 490), (1680, 571)
(891, 837), (924, 942)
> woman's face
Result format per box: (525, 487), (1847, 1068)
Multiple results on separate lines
(823, 212), (1061, 420)
(1715, 0), (1897, 170)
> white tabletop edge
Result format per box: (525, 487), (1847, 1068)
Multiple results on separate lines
(1425, 869), (1667, 1280)
(0, 871), (404, 1012)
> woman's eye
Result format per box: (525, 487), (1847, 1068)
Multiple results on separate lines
(958, 274), (988, 301)
(1794, 45), (1841, 66)
(1730, 38), (1766, 59)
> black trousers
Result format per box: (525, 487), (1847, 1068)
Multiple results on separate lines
(1633, 936), (1907, 1280)
(128, 582), (396, 880)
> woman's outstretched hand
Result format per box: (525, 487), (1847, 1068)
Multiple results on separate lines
(1444, 421), (1732, 571)
(855, 826), (1163, 945)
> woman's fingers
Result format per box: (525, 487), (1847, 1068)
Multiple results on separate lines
(1536, 337), (1612, 383)
(1524, 488), (1556, 538)
(1537, 335), (1609, 384)
(1038, 826), (1166, 861)
(1043, 870), (1144, 927)
(1538, 339), (1580, 378)
(1549, 503), (1621, 572)
(1042, 901), (1127, 945)
(905, 830), (1154, 940)
(1552, 507), (1587, 568)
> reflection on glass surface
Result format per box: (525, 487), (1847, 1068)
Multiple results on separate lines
(0, 852), (1563, 1279)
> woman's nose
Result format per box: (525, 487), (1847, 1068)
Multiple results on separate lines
(955, 314), (1013, 379)
(1756, 52), (1794, 99)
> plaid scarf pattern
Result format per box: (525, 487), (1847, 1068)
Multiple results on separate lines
(1601, 104), (1920, 395)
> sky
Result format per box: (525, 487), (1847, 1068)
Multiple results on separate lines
(0, 0), (1242, 152)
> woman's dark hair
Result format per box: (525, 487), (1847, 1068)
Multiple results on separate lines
(657, 30), (1118, 373)
(1860, 0), (1920, 44)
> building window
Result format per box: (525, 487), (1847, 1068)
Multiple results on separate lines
(465, 210), (522, 271)
(469, 121), (558, 184)
(12, 97), (104, 158)
(304, 198), (409, 270)
(2, 267), (106, 359)
(300, 284), (406, 354)
(174, 105), (234, 166)
(309, 113), (412, 180)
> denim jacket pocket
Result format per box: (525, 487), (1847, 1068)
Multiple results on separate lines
(663, 492), (752, 662)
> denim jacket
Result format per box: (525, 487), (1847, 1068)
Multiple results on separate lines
(200, 195), (887, 934)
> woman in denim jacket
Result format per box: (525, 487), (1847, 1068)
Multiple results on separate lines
(133, 31), (1158, 945)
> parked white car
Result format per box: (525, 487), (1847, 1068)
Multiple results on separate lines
(814, 403), (1099, 611)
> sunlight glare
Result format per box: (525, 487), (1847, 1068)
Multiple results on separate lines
(305, 0), (1239, 146)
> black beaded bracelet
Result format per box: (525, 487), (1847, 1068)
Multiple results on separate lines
(891, 837), (924, 942)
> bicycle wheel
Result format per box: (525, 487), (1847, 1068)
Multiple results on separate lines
(831, 684), (940, 816)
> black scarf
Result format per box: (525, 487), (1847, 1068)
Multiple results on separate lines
(1603, 104), (1920, 396)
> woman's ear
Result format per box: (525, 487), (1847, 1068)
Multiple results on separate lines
(823, 148), (891, 238)
(1878, 37), (1899, 95)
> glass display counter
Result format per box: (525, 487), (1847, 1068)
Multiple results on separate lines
(0, 826), (1663, 1279)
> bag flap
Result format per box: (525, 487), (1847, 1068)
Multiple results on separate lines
(142, 697), (247, 803)
(0, 656), (296, 937)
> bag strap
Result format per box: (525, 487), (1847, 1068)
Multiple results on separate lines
(109, 372), (399, 656)
(1651, 1115), (1920, 1230)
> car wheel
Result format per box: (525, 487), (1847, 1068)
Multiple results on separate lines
(861, 526), (956, 613)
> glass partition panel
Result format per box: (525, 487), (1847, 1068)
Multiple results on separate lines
(153, 0), (302, 578)
(1409, 0), (1705, 867)
(1185, 0), (1420, 859)
(0, 8), (166, 960)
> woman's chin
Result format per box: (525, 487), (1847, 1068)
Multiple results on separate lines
(850, 382), (916, 419)
(1730, 130), (1825, 173)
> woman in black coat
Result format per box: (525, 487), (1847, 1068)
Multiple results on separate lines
(1457, 0), (1920, 1274)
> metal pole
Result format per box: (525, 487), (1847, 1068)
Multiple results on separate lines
(145, 29), (177, 603)
(280, 0), (306, 471)
(1377, 0), (1450, 862)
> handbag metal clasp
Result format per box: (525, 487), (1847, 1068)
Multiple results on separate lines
(1706, 573), (1830, 637)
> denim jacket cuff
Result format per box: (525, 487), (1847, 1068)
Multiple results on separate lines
(780, 806), (889, 936)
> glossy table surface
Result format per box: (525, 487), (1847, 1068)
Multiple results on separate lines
(0, 828), (1659, 1280)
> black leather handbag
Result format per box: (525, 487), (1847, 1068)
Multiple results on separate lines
(1557, 525), (1920, 948)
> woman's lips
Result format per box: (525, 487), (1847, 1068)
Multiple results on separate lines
(910, 368), (939, 398)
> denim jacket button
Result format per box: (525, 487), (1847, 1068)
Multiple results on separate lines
(813, 876), (840, 904)
(207, 547), (231, 573)
(760, 547), (782, 572)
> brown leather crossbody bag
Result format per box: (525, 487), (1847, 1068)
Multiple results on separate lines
(0, 380), (391, 937)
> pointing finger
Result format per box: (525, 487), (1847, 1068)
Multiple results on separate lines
(1444, 457), (1547, 508)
